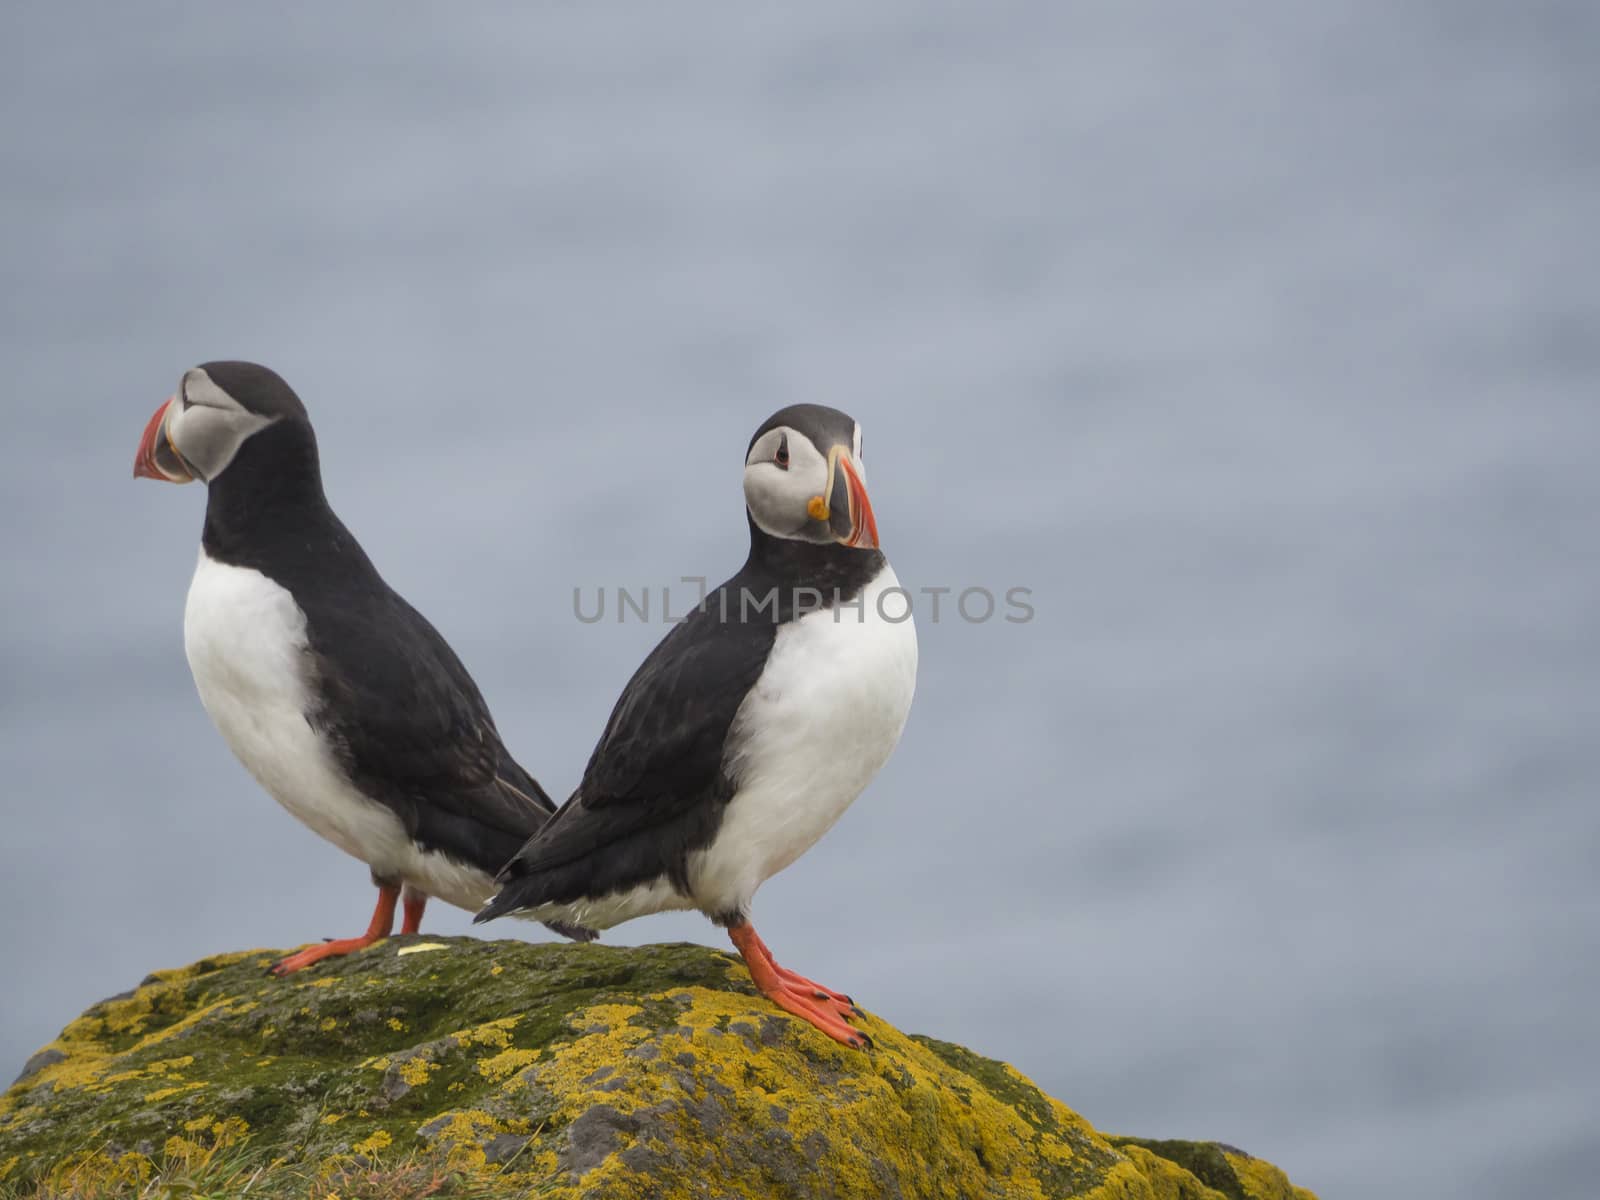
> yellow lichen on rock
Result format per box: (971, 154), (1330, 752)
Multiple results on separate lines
(351, 1129), (393, 1156)
(145, 1055), (195, 1074)
(0, 939), (1319, 1200)
(397, 1056), (435, 1088)
(415, 985), (1128, 1199)
(1115, 1145), (1229, 1200)
(477, 1047), (540, 1081)
(450, 1015), (520, 1050)
(142, 1083), (206, 1103)
(1225, 1151), (1318, 1200)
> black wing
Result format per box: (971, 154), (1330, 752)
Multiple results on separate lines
(303, 584), (556, 877)
(476, 582), (776, 921)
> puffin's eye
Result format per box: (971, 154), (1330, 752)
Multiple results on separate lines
(775, 434), (789, 470)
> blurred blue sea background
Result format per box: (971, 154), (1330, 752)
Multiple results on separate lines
(3, 5), (1597, 1197)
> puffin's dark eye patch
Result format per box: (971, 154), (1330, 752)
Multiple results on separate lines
(775, 434), (789, 469)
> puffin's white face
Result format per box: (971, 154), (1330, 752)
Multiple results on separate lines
(133, 367), (278, 484)
(743, 420), (878, 548)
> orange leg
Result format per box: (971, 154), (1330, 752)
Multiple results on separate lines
(745, 926), (860, 1018)
(728, 923), (870, 1050)
(270, 884), (399, 976)
(401, 890), (427, 935)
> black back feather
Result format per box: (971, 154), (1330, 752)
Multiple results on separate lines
(200, 368), (555, 876)
(477, 526), (883, 925)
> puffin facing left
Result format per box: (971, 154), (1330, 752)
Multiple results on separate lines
(134, 361), (557, 974)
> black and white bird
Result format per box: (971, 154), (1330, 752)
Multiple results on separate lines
(133, 361), (556, 975)
(478, 404), (917, 1048)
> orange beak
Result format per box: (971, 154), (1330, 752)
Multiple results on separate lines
(830, 449), (879, 550)
(133, 396), (193, 483)
(837, 453), (879, 549)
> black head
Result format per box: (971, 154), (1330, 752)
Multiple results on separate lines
(743, 403), (878, 549)
(196, 361), (309, 422)
(133, 361), (316, 486)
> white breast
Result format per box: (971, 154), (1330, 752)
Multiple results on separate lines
(689, 562), (918, 918)
(182, 551), (494, 912)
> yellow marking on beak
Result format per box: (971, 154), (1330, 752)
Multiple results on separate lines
(811, 443), (850, 525)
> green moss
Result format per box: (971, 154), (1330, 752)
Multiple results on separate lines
(1106, 1139), (1250, 1200)
(1103, 1138), (1314, 1200)
(1, 939), (1318, 1200)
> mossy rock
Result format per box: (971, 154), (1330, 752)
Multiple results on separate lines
(0, 938), (1317, 1199)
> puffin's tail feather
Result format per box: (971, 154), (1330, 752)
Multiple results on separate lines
(542, 919), (600, 943)
(473, 887), (522, 925)
(473, 888), (599, 944)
